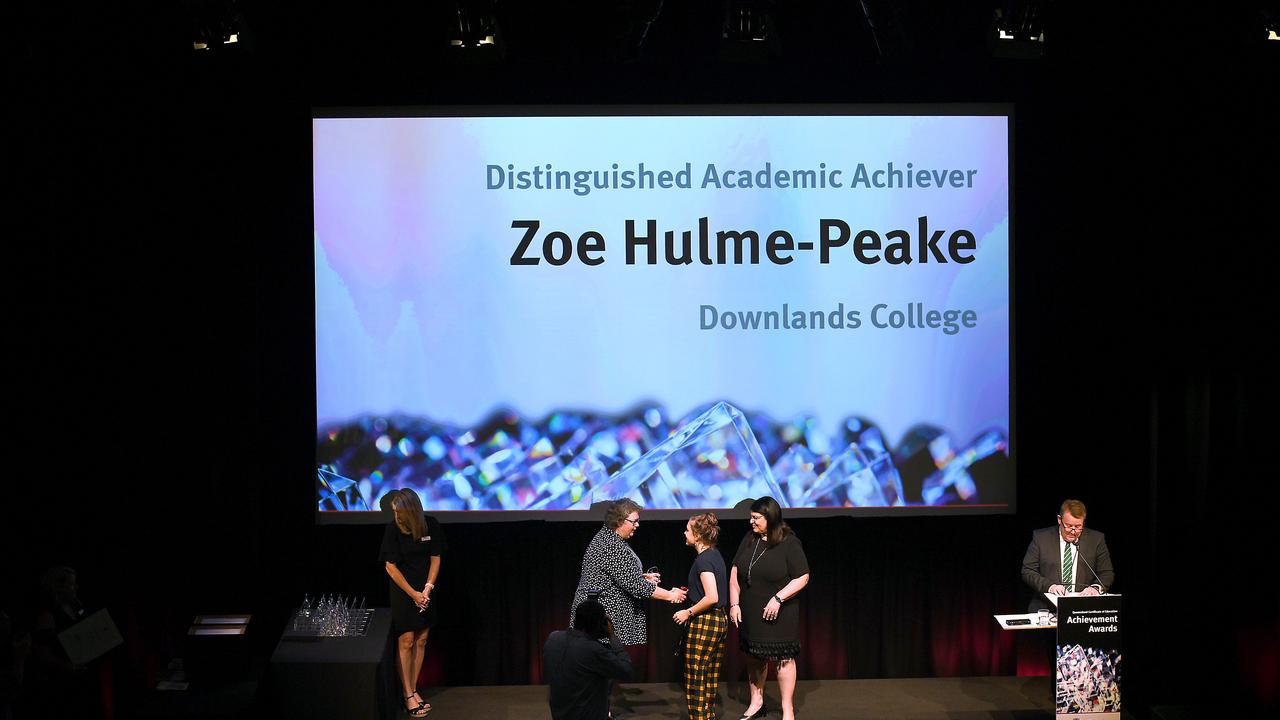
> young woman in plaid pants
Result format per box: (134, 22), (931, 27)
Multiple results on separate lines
(674, 513), (729, 720)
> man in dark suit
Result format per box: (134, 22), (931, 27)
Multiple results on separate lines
(1021, 499), (1116, 611)
(544, 599), (632, 720)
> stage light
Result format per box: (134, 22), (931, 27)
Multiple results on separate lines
(439, 0), (504, 64)
(1264, 1), (1279, 34)
(446, 0), (502, 52)
(1252, 3), (1278, 46)
(721, 0), (779, 62)
(187, 0), (248, 52)
(989, 2), (1047, 59)
(723, 0), (772, 43)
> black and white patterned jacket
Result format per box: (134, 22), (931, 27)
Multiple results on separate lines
(569, 525), (656, 646)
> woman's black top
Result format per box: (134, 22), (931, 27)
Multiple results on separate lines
(687, 548), (728, 610)
(732, 531), (809, 660)
(379, 515), (447, 634)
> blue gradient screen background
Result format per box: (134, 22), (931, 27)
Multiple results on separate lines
(313, 112), (1010, 514)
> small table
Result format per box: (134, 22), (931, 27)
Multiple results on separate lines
(268, 607), (396, 719)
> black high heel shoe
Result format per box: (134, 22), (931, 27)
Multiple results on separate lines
(739, 705), (766, 719)
(404, 694), (429, 717)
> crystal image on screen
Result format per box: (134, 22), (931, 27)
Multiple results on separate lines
(317, 401), (1009, 512)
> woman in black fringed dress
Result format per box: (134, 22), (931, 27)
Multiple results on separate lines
(729, 497), (810, 720)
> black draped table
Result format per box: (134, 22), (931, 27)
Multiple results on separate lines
(268, 607), (396, 719)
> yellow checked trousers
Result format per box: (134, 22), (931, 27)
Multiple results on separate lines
(683, 608), (729, 720)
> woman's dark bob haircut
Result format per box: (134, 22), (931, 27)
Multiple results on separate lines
(750, 496), (793, 546)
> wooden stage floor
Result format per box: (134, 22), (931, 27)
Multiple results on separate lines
(414, 675), (1101, 719)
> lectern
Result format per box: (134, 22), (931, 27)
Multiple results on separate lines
(1052, 594), (1122, 719)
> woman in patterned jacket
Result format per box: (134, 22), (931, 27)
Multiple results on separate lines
(570, 499), (688, 654)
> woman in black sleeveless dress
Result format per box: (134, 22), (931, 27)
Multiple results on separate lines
(380, 489), (447, 717)
(729, 497), (810, 720)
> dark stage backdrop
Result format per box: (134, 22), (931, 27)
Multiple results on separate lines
(10, 2), (1277, 718)
(310, 513), (1051, 686)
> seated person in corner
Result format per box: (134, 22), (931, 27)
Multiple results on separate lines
(544, 599), (632, 720)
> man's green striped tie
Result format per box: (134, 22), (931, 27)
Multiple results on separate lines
(1062, 543), (1074, 588)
